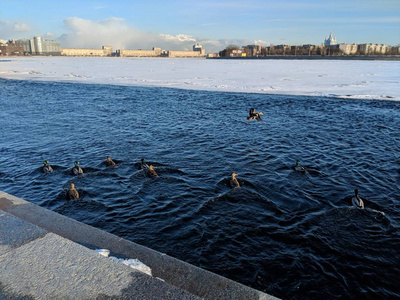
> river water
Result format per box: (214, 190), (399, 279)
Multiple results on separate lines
(1, 78), (399, 299)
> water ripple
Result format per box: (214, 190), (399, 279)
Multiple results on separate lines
(1, 78), (400, 299)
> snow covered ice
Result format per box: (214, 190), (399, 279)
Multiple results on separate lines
(1, 56), (399, 100)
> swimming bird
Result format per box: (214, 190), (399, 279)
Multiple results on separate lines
(42, 160), (53, 173)
(247, 108), (263, 121)
(352, 189), (365, 209)
(147, 165), (158, 178)
(294, 160), (306, 172)
(106, 156), (117, 167)
(141, 158), (149, 169)
(230, 173), (240, 188)
(67, 183), (79, 200)
(72, 161), (84, 175)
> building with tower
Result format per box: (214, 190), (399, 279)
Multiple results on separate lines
(324, 33), (337, 47)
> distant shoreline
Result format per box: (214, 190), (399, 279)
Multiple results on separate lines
(2, 55), (400, 61)
(208, 55), (400, 61)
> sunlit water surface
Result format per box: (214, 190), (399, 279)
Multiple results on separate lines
(1, 78), (399, 299)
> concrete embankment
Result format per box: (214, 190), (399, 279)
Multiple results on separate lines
(0, 191), (278, 299)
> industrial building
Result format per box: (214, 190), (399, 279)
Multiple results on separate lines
(116, 47), (162, 57)
(15, 36), (61, 55)
(116, 44), (206, 58)
(61, 46), (112, 57)
(165, 50), (206, 58)
(0, 40), (24, 56)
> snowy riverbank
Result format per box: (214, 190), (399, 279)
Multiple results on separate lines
(1, 56), (399, 101)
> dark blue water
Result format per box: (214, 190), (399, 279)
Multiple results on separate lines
(1, 78), (400, 299)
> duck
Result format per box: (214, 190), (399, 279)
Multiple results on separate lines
(106, 156), (117, 167)
(141, 158), (149, 169)
(147, 165), (158, 178)
(72, 161), (84, 175)
(352, 189), (365, 209)
(230, 173), (240, 188)
(247, 108), (263, 121)
(42, 160), (53, 173)
(67, 183), (80, 200)
(294, 160), (306, 172)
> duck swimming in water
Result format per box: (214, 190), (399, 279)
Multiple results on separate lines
(72, 161), (84, 175)
(106, 156), (117, 167)
(294, 160), (306, 172)
(67, 183), (79, 200)
(42, 160), (53, 173)
(352, 189), (365, 209)
(230, 173), (240, 188)
(141, 158), (149, 169)
(247, 108), (263, 121)
(147, 165), (158, 178)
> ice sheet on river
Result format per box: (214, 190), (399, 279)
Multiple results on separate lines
(1, 57), (399, 101)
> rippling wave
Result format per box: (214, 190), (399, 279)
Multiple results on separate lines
(1, 78), (399, 299)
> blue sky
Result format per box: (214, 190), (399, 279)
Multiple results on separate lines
(1, 0), (399, 52)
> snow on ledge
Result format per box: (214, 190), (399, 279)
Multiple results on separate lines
(95, 248), (152, 276)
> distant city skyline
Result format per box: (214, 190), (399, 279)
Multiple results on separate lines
(1, 0), (399, 53)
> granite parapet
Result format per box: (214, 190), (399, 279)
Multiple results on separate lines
(0, 191), (278, 299)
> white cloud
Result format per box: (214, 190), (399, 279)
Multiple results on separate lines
(160, 33), (196, 43)
(253, 39), (270, 46)
(59, 17), (199, 51)
(0, 20), (31, 38)
(60, 17), (157, 50)
(58, 17), (270, 53)
(13, 21), (31, 32)
(199, 39), (270, 51)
